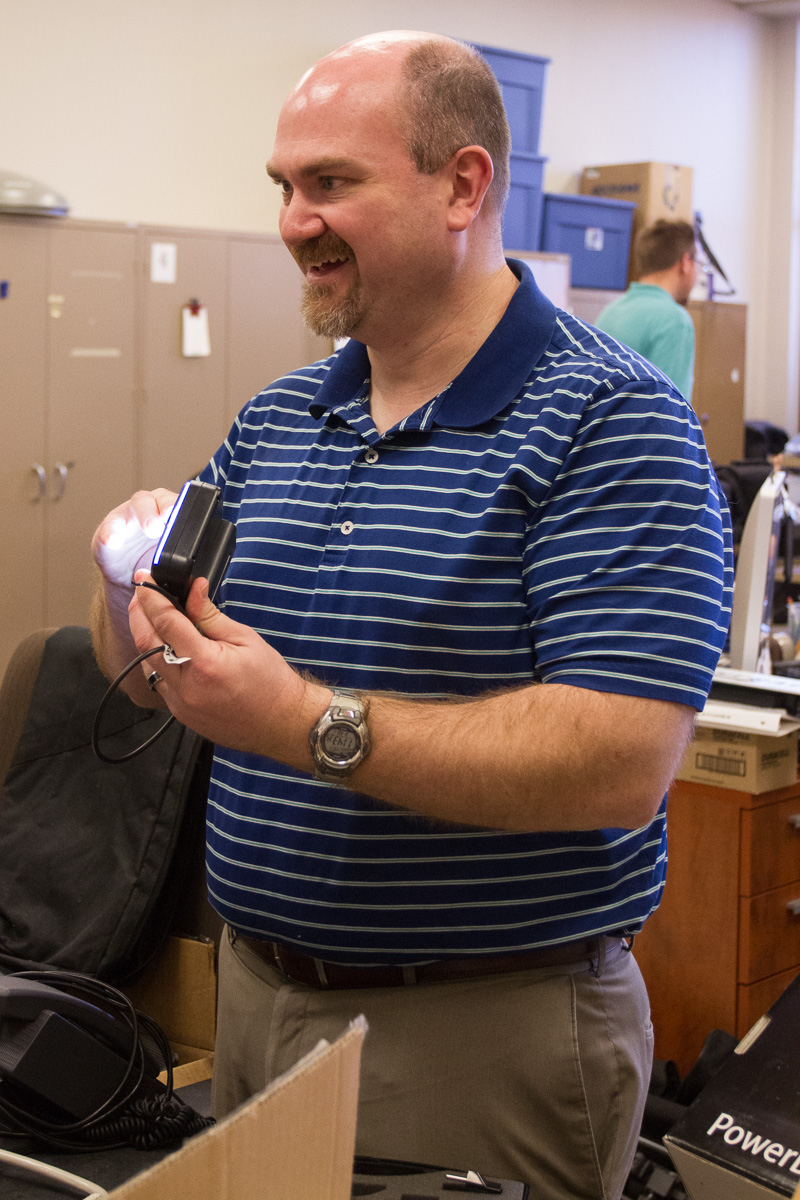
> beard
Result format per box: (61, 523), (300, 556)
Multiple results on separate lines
(300, 276), (365, 339)
(293, 232), (366, 339)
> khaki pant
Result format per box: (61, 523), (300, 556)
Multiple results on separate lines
(213, 927), (653, 1200)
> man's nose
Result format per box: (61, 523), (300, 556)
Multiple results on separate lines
(279, 194), (327, 247)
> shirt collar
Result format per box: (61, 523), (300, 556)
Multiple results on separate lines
(308, 258), (557, 430)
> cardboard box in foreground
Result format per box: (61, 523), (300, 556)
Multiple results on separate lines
(675, 725), (798, 794)
(109, 1017), (366, 1200)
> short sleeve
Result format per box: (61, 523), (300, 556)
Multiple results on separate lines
(523, 380), (732, 710)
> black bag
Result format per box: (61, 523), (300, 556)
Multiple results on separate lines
(0, 627), (211, 983)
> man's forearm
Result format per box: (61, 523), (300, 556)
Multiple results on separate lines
(127, 579), (695, 833)
(265, 677), (694, 834)
(333, 683), (691, 832)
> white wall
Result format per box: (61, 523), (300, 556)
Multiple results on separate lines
(748, 17), (800, 434)
(2, 0), (795, 433)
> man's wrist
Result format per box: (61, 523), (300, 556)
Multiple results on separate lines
(308, 689), (372, 783)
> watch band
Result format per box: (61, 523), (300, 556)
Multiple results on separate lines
(309, 689), (372, 783)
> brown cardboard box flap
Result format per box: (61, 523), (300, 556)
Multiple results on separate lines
(110, 1016), (366, 1200)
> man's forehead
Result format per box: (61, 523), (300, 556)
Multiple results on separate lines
(281, 29), (450, 119)
(284, 53), (402, 120)
(272, 63), (410, 170)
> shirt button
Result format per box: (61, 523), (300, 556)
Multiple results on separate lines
(341, 520), (354, 535)
(365, 448), (379, 463)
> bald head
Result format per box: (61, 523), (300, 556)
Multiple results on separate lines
(284, 31), (511, 214)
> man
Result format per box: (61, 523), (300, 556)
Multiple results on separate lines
(595, 218), (698, 400)
(91, 33), (731, 1200)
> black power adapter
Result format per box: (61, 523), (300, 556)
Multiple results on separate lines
(0, 1008), (160, 1122)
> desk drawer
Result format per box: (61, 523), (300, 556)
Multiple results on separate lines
(741, 798), (800, 896)
(739, 883), (800, 983)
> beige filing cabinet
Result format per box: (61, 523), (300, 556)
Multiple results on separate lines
(688, 300), (746, 465)
(139, 226), (329, 493)
(0, 216), (328, 675)
(1, 218), (138, 668)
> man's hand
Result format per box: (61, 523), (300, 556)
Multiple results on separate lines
(128, 571), (328, 761)
(90, 488), (180, 701)
(92, 489), (179, 587)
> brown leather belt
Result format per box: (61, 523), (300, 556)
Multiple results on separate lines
(232, 931), (623, 990)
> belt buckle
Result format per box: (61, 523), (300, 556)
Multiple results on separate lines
(271, 941), (290, 979)
(273, 942), (330, 988)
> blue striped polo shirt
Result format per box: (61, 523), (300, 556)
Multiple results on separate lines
(200, 259), (732, 965)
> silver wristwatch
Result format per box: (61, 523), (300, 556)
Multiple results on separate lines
(309, 689), (372, 782)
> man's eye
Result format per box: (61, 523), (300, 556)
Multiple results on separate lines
(319, 177), (341, 191)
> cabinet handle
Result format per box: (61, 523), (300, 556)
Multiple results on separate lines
(52, 462), (68, 500)
(789, 815), (800, 830)
(788, 900), (800, 917)
(31, 464), (46, 501)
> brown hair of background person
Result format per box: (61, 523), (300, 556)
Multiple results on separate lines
(401, 39), (511, 210)
(635, 218), (697, 277)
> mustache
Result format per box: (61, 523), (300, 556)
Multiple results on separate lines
(291, 233), (353, 269)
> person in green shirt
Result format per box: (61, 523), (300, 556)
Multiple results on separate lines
(596, 218), (699, 400)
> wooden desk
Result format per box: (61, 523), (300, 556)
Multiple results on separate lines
(634, 776), (800, 1075)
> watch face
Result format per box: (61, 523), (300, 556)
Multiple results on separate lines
(322, 724), (360, 762)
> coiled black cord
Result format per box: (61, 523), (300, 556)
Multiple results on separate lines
(78, 1095), (213, 1151)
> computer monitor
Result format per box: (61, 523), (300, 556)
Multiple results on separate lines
(727, 470), (786, 673)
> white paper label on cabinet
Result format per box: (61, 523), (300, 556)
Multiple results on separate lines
(151, 242), (177, 284)
(182, 303), (211, 357)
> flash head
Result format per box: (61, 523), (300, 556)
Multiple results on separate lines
(151, 480), (235, 609)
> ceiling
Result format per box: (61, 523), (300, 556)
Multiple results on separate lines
(726, 0), (800, 16)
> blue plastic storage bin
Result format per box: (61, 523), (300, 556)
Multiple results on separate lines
(503, 153), (547, 252)
(472, 44), (550, 155)
(540, 193), (636, 290)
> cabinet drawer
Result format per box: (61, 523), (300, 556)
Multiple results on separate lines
(741, 797), (800, 896)
(737, 967), (800, 1037)
(739, 883), (800, 983)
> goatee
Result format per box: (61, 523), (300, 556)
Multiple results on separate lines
(292, 232), (364, 339)
(301, 278), (365, 339)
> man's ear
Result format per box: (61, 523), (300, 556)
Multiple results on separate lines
(445, 146), (495, 232)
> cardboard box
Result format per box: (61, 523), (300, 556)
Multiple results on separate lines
(109, 1017), (366, 1200)
(665, 974), (800, 1199)
(123, 934), (217, 1066)
(579, 162), (693, 280)
(675, 725), (799, 794)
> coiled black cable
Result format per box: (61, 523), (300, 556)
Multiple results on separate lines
(78, 1095), (213, 1151)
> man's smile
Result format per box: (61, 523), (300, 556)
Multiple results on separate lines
(305, 255), (351, 282)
